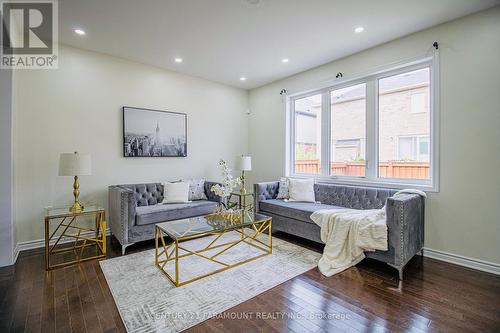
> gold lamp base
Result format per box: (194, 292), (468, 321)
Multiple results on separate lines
(69, 202), (83, 213)
(69, 175), (84, 212)
(240, 170), (247, 194)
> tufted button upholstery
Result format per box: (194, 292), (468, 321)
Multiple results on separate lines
(124, 183), (164, 206)
(255, 182), (279, 201)
(253, 180), (424, 279)
(314, 183), (395, 209)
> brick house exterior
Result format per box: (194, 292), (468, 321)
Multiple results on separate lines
(294, 68), (430, 177)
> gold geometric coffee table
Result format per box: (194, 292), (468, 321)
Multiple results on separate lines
(155, 212), (272, 287)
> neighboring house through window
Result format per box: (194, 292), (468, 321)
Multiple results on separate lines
(288, 56), (438, 190)
(410, 92), (427, 114)
(398, 136), (430, 162)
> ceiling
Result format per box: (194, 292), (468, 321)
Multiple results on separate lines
(59, 0), (500, 89)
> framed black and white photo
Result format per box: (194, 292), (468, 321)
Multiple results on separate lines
(123, 106), (187, 157)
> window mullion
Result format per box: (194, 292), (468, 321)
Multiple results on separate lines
(286, 97), (293, 176)
(289, 97), (296, 176)
(320, 91), (331, 177)
(365, 80), (378, 180)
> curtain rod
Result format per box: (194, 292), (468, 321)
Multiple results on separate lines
(279, 41), (439, 96)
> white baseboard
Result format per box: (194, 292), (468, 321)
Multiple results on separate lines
(422, 247), (500, 276)
(13, 228), (111, 264)
(12, 233), (500, 276)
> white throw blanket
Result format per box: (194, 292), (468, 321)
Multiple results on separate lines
(310, 189), (426, 277)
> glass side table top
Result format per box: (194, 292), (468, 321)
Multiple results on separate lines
(45, 205), (104, 218)
(156, 212), (270, 240)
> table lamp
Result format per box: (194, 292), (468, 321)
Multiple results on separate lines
(59, 152), (91, 212)
(239, 155), (252, 194)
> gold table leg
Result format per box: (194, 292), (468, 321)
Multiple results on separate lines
(175, 240), (179, 287)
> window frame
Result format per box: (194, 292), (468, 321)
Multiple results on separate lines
(290, 91), (325, 175)
(286, 55), (439, 192)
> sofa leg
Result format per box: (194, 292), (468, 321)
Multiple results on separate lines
(387, 263), (404, 280)
(121, 243), (135, 256)
(397, 268), (404, 280)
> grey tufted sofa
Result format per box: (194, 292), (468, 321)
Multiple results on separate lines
(254, 181), (424, 279)
(108, 181), (222, 254)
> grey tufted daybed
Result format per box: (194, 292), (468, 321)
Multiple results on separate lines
(254, 181), (425, 279)
(108, 182), (223, 254)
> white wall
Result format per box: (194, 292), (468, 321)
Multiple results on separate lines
(0, 67), (14, 267)
(13, 45), (249, 243)
(248, 8), (500, 264)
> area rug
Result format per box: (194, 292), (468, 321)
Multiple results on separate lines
(100, 231), (320, 333)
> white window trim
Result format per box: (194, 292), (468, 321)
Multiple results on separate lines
(285, 54), (440, 192)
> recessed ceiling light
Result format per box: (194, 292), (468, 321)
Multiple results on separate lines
(174, 57), (183, 63)
(354, 26), (364, 33)
(240, 77), (247, 81)
(74, 29), (86, 36)
(281, 58), (289, 63)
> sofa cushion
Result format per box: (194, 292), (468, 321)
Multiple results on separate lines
(185, 178), (208, 201)
(259, 199), (344, 224)
(276, 177), (290, 199)
(288, 178), (315, 202)
(135, 200), (217, 226)
(162, 181), (190, 203)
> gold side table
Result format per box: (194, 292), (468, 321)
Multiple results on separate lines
(228, 192), (254, 211)
(44, 205), (106, 270)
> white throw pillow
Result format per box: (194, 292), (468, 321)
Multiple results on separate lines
(162, 182), (190, 204)
(288, 178), (315, 203)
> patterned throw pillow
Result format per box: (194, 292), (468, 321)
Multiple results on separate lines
(277, 177), (290, 199)
(186, 179), (208, 201)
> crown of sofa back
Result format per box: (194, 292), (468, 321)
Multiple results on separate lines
(315, 183), (397, 209)
(115, 181), (220, 207)
(257, 181), (397, 210)
(117, 183), (164, 207)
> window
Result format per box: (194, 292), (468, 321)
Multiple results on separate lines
(335, 139), (362, 147)
(398, 136), (430, 162)
(331, 83), (366, 177)
(410, 92), (426, 114)
(293, 93), (322, 174)
(287, 57), (438, 190)
(379, 68), (430, 180)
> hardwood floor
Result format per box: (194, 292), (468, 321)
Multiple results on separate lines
(1, 233), (499, 333)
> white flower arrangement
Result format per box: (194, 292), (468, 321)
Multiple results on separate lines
(211, 159), (241, 199)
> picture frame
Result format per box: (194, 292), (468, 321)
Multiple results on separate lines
(123, 106), (187, 157)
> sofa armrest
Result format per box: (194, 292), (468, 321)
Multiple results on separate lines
(386, 193), (425, 267)
(254, 181), (280, 212)
(108, 185), (136, 246)
(204, 181), (225, 206)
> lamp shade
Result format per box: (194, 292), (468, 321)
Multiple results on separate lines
(58, 152), (92, 176)
(239, 155), (252, 171)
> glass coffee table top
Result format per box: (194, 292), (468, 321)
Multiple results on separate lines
(156, 211), (270, 240)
